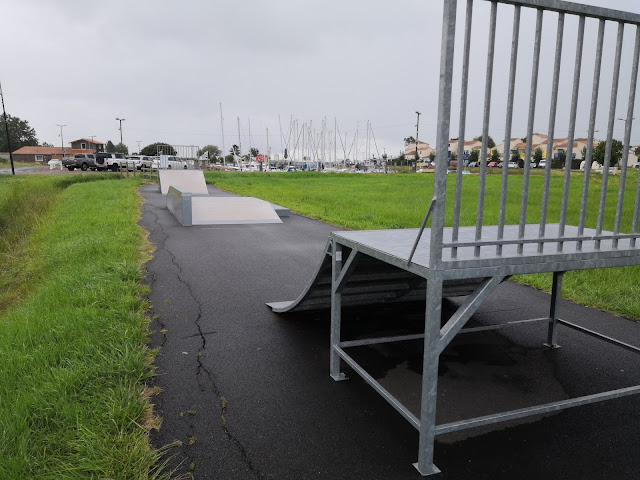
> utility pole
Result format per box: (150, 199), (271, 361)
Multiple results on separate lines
(56, 123), (67, 160)
(266, 127), (270, 171)
(136, 140), (142, 153)
(220, 103), (225, 165)
(415, 111), (421, 169)
(115, 117), (125, 145)
(0, 81), (15, 175)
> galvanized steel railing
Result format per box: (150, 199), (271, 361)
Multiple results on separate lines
(429, 0), (640, 268)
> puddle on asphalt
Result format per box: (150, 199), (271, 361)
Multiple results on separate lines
(341, 301), (569, 443)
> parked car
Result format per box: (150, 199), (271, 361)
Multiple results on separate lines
(96, 152), (128, 172)
(488, 161), (500, 168)
(467, 161), (479, 168)
(538, 159), (547, 168)
(126, 155), (154, 170)
(508, 161), (519, 168)
(158, 155), (187, 169)
(64, 153), (99, 171)
(61, 156), (76, 170)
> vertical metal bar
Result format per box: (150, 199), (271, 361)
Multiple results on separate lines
(518, 8), (543, 255)
(415, 276), (443, 476)
(615, 27), (640, 248)
(595, 22), (624, 250)
(497, 5), (521, 256)
(556, 15), (584, 253)
(538, 13), (564, 249)
(633, 31), (640, 248)
(330, 241), (345, 381)
(475, 1), (497, 258)
(430, 0), (458, 270)
(452, 0), (474, 259)
(544, 271), (564, 348)
(577, 19), (605, 251)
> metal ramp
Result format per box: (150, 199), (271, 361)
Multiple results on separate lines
(267, 240), (483, 313)
(269, 0), (640, 476)
(158, 169), (209, 195)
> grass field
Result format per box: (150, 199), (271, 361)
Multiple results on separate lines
(0, 175), (169, 479)
(204, 170), (640, 320)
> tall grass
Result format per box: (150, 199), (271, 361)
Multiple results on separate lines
(204, 171), (640, 320)
(0, 175), (168, 479)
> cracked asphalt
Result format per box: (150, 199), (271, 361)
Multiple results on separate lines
(140, 184), (640, 480)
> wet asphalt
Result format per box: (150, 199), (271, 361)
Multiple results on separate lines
(140, 184), (640, 480)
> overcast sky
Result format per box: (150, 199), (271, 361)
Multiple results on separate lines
(1, 0), (639, 158)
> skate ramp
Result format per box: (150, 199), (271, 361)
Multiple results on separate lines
(159, 170), (209, 195)
(267, 241), (481, 313)
(192, 197), (282, 225)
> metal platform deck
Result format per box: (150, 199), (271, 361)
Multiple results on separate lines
(269, 0), (640, 475)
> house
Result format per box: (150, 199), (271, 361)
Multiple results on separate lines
(70, 138), (104, 152)
(404, 141), (435, 161)
(447, 139), (490, 161)
(12, 146), (96, 163)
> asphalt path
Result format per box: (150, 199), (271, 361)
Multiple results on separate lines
(140, 184), (640, 479)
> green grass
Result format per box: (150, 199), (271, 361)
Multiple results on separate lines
(204, 170), (640, 320)
(0, 158), (43, 168)
(0, 175), (170, 479)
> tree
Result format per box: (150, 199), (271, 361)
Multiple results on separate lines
(582, 146), (588, 160)
(140, 142), (176, 156)
(0, 114), (38, 152)
(510, 148), (520, 163)
(198, 145), (221, 159)
(105, 140), (116, 153)
(533, 147), (543, 163)
(634, 145), (640, 158)
(490, 149), (501, 163)
(114, 142), (128, 154)
(593, 139), (624, 167)
(428, 151), (436, 162)
(473, 135), (496, 149)
(404, 136), (416, 146)
(41, 141), (53, 147)
(224, 154), (235, 164)
(468, 149), (479, 165)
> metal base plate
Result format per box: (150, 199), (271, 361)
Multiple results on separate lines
(413, 462), (441, 476)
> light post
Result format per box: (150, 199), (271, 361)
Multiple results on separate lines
(0, 80), (15, 175)
(415, 111), (421, 171)
(137, 140), (142, 153)
(56, 123), (67, 158)
(115, 117), (125, 145)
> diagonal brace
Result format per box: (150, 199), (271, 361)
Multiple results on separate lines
(332, 249), (361, 294)
(437, 276), (504, 354)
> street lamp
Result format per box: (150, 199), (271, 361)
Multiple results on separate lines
(56, 124), (67, 158)
(115, 117), (125, 145)
(415, 111), (421, 168)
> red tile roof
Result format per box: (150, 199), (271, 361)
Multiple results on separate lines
(12, 146), (62, 155)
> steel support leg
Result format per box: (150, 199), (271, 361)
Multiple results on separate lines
(330, 240), (346, 381)
(544, 271), (564, 349)
(415, 277), (443, 475)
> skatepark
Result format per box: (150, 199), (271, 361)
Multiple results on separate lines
(141, 179), (640, 479)
(141, 0), (640, 477)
